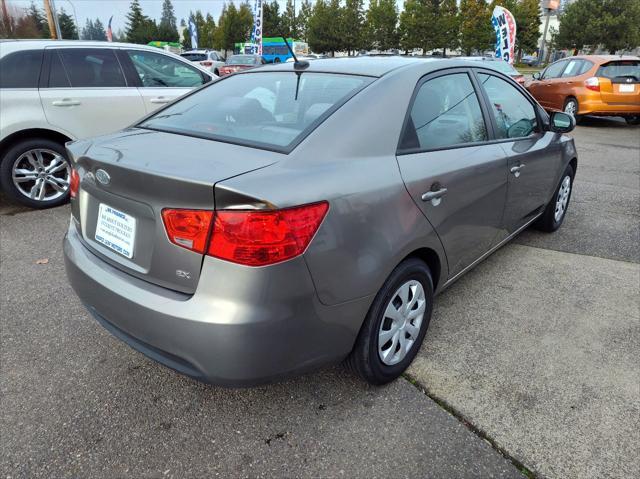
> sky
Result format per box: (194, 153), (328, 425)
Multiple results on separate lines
(8, 0), (333, 35)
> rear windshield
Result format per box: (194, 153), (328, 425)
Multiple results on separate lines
(139, 72), (373, 151)
(597, 61), (640, 81)
(181, 53), (207, 62)
(228, 55), (257, 65)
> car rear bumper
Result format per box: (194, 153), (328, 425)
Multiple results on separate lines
(63, 221), (370, 386)
(577, 95), (640, 116)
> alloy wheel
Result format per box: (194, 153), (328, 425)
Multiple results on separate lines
(554, 175), (571, 222)
(378, 280), (426, 366)
(564, 100), (577, 116)
(11, 148), (71, 202)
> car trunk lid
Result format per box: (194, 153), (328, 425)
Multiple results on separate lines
(597, 60), (640, 106)
(67, 128), (279, 294)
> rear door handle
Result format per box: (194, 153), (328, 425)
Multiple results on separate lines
(150, 97), (170, 104)
(52, 99), (81, 106)
(510, 164), (525, 177)
(421, 188), (448, 205)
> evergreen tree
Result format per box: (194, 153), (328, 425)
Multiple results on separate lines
(57, 7), (78, 39)
(93, 19), (107, 41)
(282, 0), (298, 38)
(459, 0), (493, 55)
(158, 0), (179, 42)
(297, 0), (313, 42)
(399, 0), (434, 55)
(26, 2), (49, 38)
(513, 0), (541, 58)
(366, 0), (399, 52)
(81, 19), (94, 40)
(343, 0), (366, 55)
(438, 0), (459, 56)
(125, 0), (157, 44)
(307, 0), (343, 55)
(263, 0), (282, 37)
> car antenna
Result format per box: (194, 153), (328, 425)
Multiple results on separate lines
(281, 33), (308, 101)
(282, 33), (309, 70)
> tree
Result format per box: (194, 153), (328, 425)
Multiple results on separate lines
(201, 13), (217, 49)
(158, 0), (179, 42)
(307, 0), (343, 55)
(558, 0), (640, 53)
(438, 0), (459, 56)
(399, 0), (436, 55)
(57, 7), (78, 39)
(366, 0), (399, 52)
(93, 19), (107, 41)
(26, 2), (49, 38)
(459, 0), (493, 55)
(343, 0), (366, 55)
(263, 0), (282, 37)
(297, 0), (313, 42)
(282, 0), (298, 38)
(125, 0), (157, 44)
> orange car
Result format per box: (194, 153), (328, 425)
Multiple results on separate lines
(526, 55), (640, 124)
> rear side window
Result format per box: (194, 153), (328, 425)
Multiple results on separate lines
(578, 60), (594, 75)
(561, 59), (584, 78)
(127, 50), (205, 87)
(181, 53), (207, 62)
(58, 48), (126, 87)
(48, 51), (71, 88)
(139, 72), (372, 151)
(400, 73), (487, 151)
(0, 50), (43, 88)
(542, 60), (567, 79)
(597, 61), (640, 81)
(478, 73), (537, 139)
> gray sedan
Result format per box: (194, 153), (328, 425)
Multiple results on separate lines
(63, 57), (577, 386)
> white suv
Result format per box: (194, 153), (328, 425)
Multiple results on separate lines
(180, 50), (225, 76)
(0, 40), (215, 208)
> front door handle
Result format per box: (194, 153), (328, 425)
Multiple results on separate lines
(422, 188), (448, 206)
(150, 97), (170, 104)
(52, 99), (81, 106)
(510, 164), (525, 177)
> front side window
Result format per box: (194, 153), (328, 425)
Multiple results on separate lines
(127, 50), (205, 88)
(542, 60), (567, 79)
(0, 50), (43, 88)
(58, 48), (126, 87)
(139, 72), (372, 151)
(478, 73), (538, 139)
(400, 73), (487, 151)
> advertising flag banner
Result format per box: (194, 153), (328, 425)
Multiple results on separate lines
(106, 15), (113, 42)
(491, 6), (517, 65)
(188, 17), (198, 49)
(250, 0), (263, 55)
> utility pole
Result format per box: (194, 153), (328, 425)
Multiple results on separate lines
(1, 0), (12, 37)
(49, 0), (63, 39)
(43, 0), (57, 39)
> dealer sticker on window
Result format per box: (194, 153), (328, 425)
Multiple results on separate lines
(95, 203), (136, 259)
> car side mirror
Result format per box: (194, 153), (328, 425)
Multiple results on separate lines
(532, 72), (541, 80)
(549, 111), (576, 133)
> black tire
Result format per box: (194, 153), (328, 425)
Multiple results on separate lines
(563, 98), (582, 124)
(534, 164), (575, 233)
(214, 69), (219, 76)
(0, 138), (71, 209)
(345, 258), (434, 385)
(625, 116), (640, 125)
(274, 57), (281, 63)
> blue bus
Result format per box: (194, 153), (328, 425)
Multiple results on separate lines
(235, 38), (309, 63)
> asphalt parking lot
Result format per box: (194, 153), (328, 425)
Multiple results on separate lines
(1, 117), (638, 478)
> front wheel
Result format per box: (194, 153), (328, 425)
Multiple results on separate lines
(345, 258), (434, 385)
(0, 138), (71, 209)
(535, 164), (574, 233)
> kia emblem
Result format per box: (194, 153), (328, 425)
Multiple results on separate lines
(96, 169), (111, 185)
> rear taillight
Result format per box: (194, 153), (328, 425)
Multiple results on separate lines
(201, 61), (213, 67)
(208, 202), (329, 266)
(585, 77), (600, 92)
(162, 209), (214, 254)
(69, 168), (79, 198)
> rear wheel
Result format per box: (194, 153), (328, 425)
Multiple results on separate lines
(345, 258), (434, 385)
(563, 98), (582, 124)
(0, 138), (71, 209)
(535, 164), (574, 233)
(625, 116), (640, 125)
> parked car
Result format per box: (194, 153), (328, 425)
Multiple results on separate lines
(521, 55), (538, 67)
(218, 54), (266, 76)
(0, 40), (214, 208)
(64, 57), (577, 386)
(526, 55), (640, 124)
(180, 49), (224, 76)
(457, 56), (526, 85)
